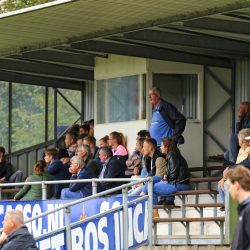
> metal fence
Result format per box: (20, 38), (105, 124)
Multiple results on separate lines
(0, 177), (153, 250)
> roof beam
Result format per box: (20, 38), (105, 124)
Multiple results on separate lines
(0, 70), (80, 90)
(0, 58), (94, 81)
(123, 29), (250, 54)
(71, 40), (232, 68)
(22, 50), (95, 67)
(183, 17), (250, 35)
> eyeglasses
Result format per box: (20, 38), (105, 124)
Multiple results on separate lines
(148, 93), (157, 97)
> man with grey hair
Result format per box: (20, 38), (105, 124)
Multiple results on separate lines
(98, 146), (125, 194)
(61, 156), (101, 199)
(148, 87), (186, 147)
(77, 144), (101, 176)
(0, 210), (37, 250)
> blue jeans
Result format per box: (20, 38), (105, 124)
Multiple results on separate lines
(141, 168), (148, 178)
(61, 188), (85, 199)
(115, 186), (144, 197)
(224, 134), (239, 162)
(218, 183), (225, 203)
(142, 176), (189, 205)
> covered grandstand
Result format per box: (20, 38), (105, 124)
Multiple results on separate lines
(1, 0), (250, 248)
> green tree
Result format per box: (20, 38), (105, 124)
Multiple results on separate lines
(0, 0), (56, 13)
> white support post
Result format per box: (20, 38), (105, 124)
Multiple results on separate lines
(42, 182), (47, 200)
(92, 179), (97, 195)
(122, 187), (129, 250)
(225, 181), (230, 244)
(148, 177), (153, 250)
(65, 206), (71, 250)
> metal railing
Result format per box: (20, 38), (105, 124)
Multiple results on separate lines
(0, 178), (147, 200)
(0, 177), (153, 250)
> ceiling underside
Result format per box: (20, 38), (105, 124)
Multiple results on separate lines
(1, 0), (250, 89)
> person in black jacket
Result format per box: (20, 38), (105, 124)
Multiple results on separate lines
(61, 156), (101, 199)
(77, 144), (101, 176)
(148, 87), (186, 147)
(141, 137), (190, 217)
(98, 146), (125, 194)
(45, 148), (71, 199)
(0, 210), (37, 250)
(226, 166), (250, 250)
(0, 146), (23, 189)
(143, 138), (167, 177)
(83, 136), (100, 161)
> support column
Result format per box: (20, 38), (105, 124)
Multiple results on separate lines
(8, 82), (12, 153)
(81, 82), (85, 123)
(231, 60), (236, 134)
(45, 87), (48, 142)
(54, 88), (57, 148)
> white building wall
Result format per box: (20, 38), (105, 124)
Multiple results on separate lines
(93, 54), (231, 170)
(94, 55), (148, 153)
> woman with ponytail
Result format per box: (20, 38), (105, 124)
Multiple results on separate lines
(109, 131), (128, 169)
(14, 160), (54, 201)
(141, 137), (190, 217)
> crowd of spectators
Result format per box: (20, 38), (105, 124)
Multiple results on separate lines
(1, 86), (250, 249)
(0, 87), (190, 212)
(3, 87), (250, 224)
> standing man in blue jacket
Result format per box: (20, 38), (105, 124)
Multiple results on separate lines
(45, 148), (71, 199)
(148, 87), (186, 147)
(61, 156), (100, 199)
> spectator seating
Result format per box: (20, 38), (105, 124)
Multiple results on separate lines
(1, 188), (21, 200)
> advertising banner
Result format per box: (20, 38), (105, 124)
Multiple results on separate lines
(35, 198), (148, 250)
(0, 197), (139, 236)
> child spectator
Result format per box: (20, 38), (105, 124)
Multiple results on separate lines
(79, 124), (90, 135)
(68, 124), (80, 134)
(99, 136), (109, 147)
(45, 148), (71, 199)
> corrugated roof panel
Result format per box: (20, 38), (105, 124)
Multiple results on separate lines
(0, 0), (249, 56)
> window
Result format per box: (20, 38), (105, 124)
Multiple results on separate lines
(97, 74), (146, 124)
(57, 88), (81, 136)
(0, 82), (9, 152)
(12, 83), (45, 152)
(153, 74), (198, 119)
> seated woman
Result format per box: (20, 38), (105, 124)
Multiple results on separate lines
(218, 128), (250, 210)
(99, 135), (109, 147)
(140, 137), (190, 217)
(14, 160), (54, 201)
(109, 131), (128, 169)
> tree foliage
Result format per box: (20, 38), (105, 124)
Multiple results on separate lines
(0, 82), (81, 153)
(0, 0), (56, 13)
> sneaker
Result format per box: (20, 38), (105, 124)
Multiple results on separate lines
(163, 200), (175, 206)
(220, 207), (225, 212)
(153, 213), (160, 218)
